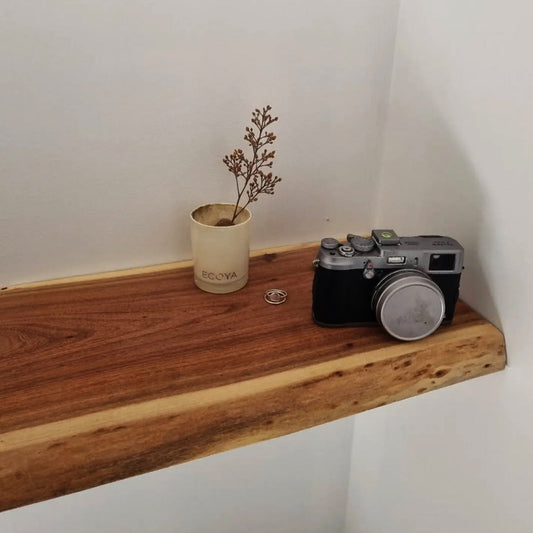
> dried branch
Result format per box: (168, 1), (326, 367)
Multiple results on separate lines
(222, 105), (281, 224)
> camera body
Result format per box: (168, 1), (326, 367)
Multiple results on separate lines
(312, 229), (464, 341)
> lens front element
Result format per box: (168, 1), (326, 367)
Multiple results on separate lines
(371, 270), (445, 341)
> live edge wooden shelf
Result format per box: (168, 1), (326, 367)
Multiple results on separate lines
(0, 243), (505, 512)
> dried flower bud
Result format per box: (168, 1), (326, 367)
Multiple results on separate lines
(222, 105), (282, 223)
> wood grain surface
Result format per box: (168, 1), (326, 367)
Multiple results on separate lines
(0, 244), (506, 511)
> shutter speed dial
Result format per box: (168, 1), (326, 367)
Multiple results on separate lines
(348, 234), (375, 253)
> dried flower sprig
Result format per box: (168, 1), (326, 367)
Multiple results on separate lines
(222, 105), (281, 225)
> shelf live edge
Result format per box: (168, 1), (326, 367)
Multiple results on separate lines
(0, 244), (506, 511)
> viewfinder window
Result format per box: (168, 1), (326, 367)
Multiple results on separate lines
(429, 254), (456, 271)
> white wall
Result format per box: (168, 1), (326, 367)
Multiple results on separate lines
(0, 0), (399, 287)
(0, 1), (400, 532)
(346, 2), (533, 532)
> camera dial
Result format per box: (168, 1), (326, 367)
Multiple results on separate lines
(338, 245), (356, 257)
(348, 234), (375, 253)
(320, 237), (339, 250)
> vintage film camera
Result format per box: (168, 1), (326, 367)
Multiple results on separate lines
(312, 229), (464, 341)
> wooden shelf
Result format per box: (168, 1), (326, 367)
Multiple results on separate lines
(0, 244), (506, 511)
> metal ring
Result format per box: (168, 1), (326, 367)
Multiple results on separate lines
(264, 288), (288, 305)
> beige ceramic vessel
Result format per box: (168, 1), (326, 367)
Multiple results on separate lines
(190, 203), (251, 294)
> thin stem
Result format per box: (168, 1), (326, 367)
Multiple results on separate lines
(222, 106), (281, 224)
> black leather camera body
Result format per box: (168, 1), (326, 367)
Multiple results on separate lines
(312, 229), (464, 341)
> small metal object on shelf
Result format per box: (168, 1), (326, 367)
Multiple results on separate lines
(264, 288), (288, 305)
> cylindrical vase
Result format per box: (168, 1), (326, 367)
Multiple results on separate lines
(190, 203), (251, 294)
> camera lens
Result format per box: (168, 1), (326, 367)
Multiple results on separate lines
(371, 270), (445, 341)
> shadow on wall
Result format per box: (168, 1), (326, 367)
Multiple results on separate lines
(376, 67), (501, 329)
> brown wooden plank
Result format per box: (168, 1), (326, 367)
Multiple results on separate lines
(0, 244), (506, 511)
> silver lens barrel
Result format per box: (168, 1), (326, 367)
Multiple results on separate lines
(371, 270), (445, 341)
